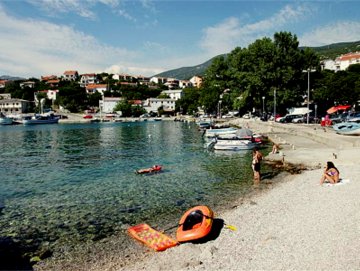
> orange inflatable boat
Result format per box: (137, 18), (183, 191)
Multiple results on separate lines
(176, 205), (214, 243)
(136, 165), (162, 174)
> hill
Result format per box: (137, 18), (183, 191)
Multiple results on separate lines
(154, 41), (360, 80)
(154, 55), (225, 80)
(302, 40), (360, 60)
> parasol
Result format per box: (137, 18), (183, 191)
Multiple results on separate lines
(326, 105), (351, 114)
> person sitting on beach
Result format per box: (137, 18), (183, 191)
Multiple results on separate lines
(320, 161), (340, 185)
(271, 143), (279, 154)
(252, 148), (263, 185)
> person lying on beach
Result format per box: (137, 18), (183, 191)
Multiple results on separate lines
(320, 161), (340, 185)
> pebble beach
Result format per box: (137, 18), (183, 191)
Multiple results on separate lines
(106, 119), (360, 271)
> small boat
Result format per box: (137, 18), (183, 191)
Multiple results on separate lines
(176, 205), (214, 243)
(23, 113), (59, 125)
(204, 127), (238, 138)
(333, 122), (360, 136)
(208, 128), (257, 151)
(0, 113), (13, 125)
(136, 165), (162, 174)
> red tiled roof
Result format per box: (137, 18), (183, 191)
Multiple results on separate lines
(64, 70), (78, 75)
(86, 84), (107, 89)
(337, 52), (360, 61)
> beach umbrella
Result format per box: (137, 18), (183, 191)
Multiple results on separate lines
(326, 105), (351, 114)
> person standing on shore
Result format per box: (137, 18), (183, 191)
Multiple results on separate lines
(320, 161), (340, 185)
(252, 147), (263, 185)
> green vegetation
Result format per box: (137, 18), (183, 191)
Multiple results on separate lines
(1, 33), (359, 117)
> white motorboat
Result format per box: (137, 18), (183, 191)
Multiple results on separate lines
(208, 128), (257, 150)
(204, 127), (238, 138)
(0, 113), (13, 125)
(23, 113), (59, 125)
(333, 122), (360, 136)
(212, 138), (257, 150)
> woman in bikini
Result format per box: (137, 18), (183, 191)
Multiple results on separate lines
(319, 161), (340, 185)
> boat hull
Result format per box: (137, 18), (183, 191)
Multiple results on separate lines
(0, 117), (13, 125)
(213, 139), (256, 150)
(23, 119), (59, 125)
(176, 205), (214, 243)
(333, 122), (360, 135)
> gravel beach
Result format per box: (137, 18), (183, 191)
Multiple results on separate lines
(109, 119), (360, 271)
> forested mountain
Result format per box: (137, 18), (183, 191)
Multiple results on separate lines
(154, 41), (360, 80)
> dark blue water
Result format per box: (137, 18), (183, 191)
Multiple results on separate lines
(0, 121), (269, 268)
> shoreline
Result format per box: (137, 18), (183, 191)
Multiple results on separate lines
(34, 119), (360, 270)
(109, 120), (360, 271)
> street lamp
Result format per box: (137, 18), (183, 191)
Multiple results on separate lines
(262, 96), (265, 114)
(303, 68), (316, 124)
(273, 88), (276, 121)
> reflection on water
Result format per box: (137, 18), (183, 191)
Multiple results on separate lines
(0, 121), (269, 268)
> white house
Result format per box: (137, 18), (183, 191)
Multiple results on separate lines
(34, 90), (59, 106)
(0, 98), (32, 114)
(86, 84), (108, 94)
(63, 70), (79, 81)
(179, 80), (192, 88)
(322, 52), (360, 71)
(161, 89), (183, 100)
(20, 81), (36, 89)
(150, 76), (168, 85)
(99, 97), (123, 113)
(143, 98), (176, 114)
(80, 73), (97, 87)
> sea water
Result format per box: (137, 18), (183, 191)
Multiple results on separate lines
(0, 121), (269, 268)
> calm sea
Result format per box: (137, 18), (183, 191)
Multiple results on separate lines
(0, 121), (270, 268)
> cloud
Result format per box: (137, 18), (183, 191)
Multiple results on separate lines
(299, 21), (360, 46)
(0, 6), (153, 77)
(199, 4), (313, 56)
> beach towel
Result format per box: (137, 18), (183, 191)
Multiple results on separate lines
(323, 179), (350, 187)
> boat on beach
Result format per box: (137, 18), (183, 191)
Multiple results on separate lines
(176, 205), (214, 243)
(22, 113), (60, 125)
(332, 122), (360, 135)
(0, 112), (13, 125)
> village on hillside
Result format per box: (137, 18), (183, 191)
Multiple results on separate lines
(0, 51), (359, 119)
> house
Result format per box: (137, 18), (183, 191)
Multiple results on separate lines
(112, 73), (134, 81)
(150, 76), (168, 85)
(41, 75), (58, 82)
(164, 78), (179, 89)
(0, 80), (10, 89)
(179, 80), (192, 88)
(189, 76), (203, 88)
(86, 84), (108, 94)
(80, 73), (97, 87)
(63, 70), (79, 81)
(136, 75), (150, 84)
(0, 93), (11, 99)
(0, 98), (32, 114)
(99, 97), (123, 113)
(41, 75), (60, 87)
(143, 98), (176, 114)
(34, 90), (59, 105)
(20, 81), (36, 89)
(322, 51), (360, 71)
(161, 89), (183, 100)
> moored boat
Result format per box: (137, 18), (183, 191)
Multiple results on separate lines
(22, 113), (59, 125)
(176, 205), (214, 243)
(204, 127), (238, 138)
(0, 113), (13, 125)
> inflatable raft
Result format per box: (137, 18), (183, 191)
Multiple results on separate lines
(136, 165), (162, 174)
(176, 205), (214, 243)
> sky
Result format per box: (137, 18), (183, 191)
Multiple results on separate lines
(0, 0), (360, 79)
